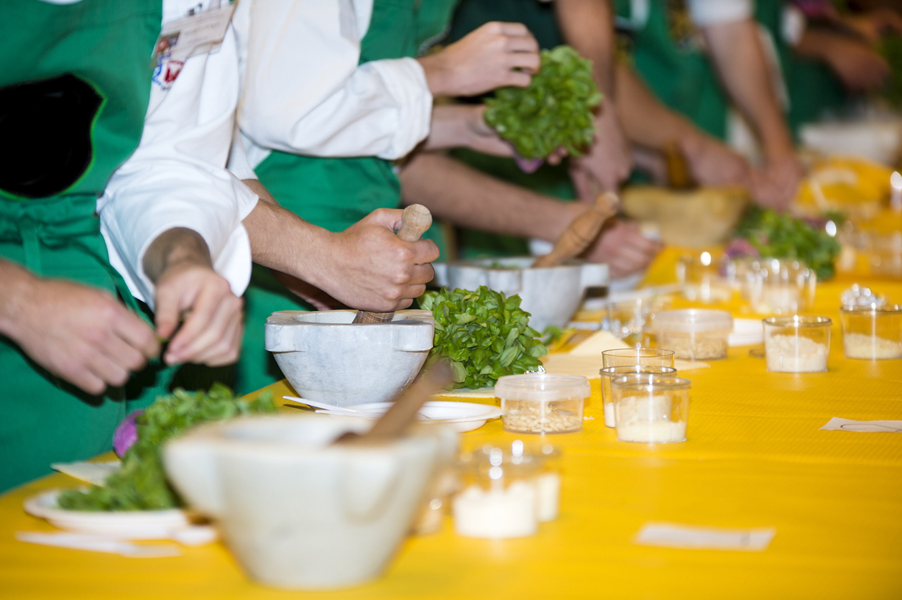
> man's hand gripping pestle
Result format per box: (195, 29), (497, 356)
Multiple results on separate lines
(334, 361), (453, 445)
(351, 204), (433, 324)
(532, 192), (620, 268)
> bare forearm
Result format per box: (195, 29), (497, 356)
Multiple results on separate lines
(554, 0), (617, 95)
(142, 228), (212, 284)
(423, 105), (481, 151)
(704, 19), (794, 159)
(398, 151), (581, 243)
(242, 197), (332, 285)
(0, 258), (35, 340)
(616, 64), (697, 150)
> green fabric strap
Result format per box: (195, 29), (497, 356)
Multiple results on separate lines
(0, 195), (140, 313)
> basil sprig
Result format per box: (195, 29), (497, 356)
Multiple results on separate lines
(58, 384), (276, 511)
(484, 45), (602, 160)
(420, 287), (548, 389)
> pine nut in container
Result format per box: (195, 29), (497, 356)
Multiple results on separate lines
(611, 373), (691, 444)
(648, 309), (733, 360)
(763, 316), (831, 372)
(496, 374), (590, 435)
(840, 305), (902, 360)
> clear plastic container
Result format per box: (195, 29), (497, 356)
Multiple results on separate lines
(649, 309), (733, 360)
(599, 365), (677, 428)
(762, 316), (831, 372)
(496, 374), (589, 434)
(452, 442), (560, 538)
(840, 305), (902, 360)
(611, 374), (691, 444)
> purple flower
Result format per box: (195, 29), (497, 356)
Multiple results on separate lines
(113, 409), (144, 457)
(725, 238), (760, 260)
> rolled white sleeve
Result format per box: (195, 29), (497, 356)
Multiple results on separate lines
(98, 21), (257, 308)
(687, 0), (752, 27)
(236, 0), (432, 166)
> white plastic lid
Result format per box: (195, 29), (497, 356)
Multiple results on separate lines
(650, 309), (733, 334)
(495, 373), (591, 402)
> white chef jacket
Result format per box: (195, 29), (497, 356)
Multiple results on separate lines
(232, 0), (432, 171)
(97, 0), (258, 308)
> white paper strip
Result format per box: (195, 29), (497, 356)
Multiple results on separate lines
(51, 461), (120, 487)
(16, 532), (181, 558)
(635, 523), (776, 551)
(820, 417), (902, 432)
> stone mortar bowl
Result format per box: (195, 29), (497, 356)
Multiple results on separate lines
(432, 257), (609, 333)
(164, 414), (458, 589)
(265, 310), (434, 407)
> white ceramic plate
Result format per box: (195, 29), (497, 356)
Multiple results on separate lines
(729, 318), (764, 347)
(315, 401), (502, 433)
(24, 489), (194, 540)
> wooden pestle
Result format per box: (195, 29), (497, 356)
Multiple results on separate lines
(532, 192), (619, 268)
(335, 361), (453, 445)
(352, 204), (433, 324)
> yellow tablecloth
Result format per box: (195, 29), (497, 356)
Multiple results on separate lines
(1, 274), (901, 599)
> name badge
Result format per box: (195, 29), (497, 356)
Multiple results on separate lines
(151, 1), (236, 89)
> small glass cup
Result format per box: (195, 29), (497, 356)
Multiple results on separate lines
(601, 347), (675, 369)
(599, 365), (677, 428)
(600, 297), (670, 346)
(840, 305), (902, 360)
(762, 316), (831, 372)
(496, 374), (590, 434)
(738, 258), (817, 314)
(677, 251), (731, 303)
(452, 442), (549, 539)
(611, 374), (691, 444)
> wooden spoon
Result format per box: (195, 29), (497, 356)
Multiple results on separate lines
(352, 204), (433, 324)
(531, 192), (619, 268)
(335, 361), (453, 445)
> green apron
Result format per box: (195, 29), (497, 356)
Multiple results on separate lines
(622, 0), (731, 140)
(237, 0), (427, 395)
(0, 0), (162, 492)
(754, 2), (847, 135)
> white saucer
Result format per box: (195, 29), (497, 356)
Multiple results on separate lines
(315, 401), (502, 433)
(729, 318), (764, 347)
(24, 489), (196, 540)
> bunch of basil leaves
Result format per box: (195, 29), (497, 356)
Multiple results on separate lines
(420, 287), (548, 389)
(484, 45), (602, 160)
(58, 384), (276, 511)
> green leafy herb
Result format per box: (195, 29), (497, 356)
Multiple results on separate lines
(58, 384), (276, 511)
(541, 325), (574, 347)
(734, 207), (841, 280)
(420, 287), (548, 389)
(484, 45), (602, 160)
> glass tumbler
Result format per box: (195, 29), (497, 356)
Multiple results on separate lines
(840, 305), (902, 360)
(602, 347), (675, 369)
(599, 365), (677, 428)
(611, 374), (691, 444)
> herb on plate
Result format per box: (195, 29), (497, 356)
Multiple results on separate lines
(484, 45), (602, 161)
(58, 384), (276, 511)
(420, 286), (549, 390)
(729, 207), (841, 280)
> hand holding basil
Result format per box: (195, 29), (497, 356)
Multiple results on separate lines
(420, 287), (548, 390)
(484, 45), (602, 161)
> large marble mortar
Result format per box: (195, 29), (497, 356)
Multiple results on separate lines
(265, 310), (434, 407)
(433, 257), (609, 332)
